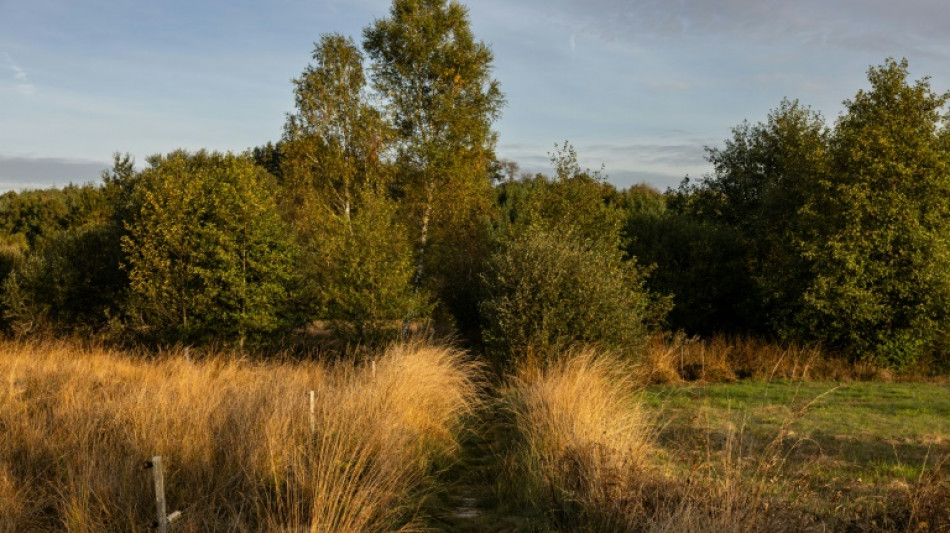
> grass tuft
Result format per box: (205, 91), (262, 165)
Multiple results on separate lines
(499, 348), (654, 529)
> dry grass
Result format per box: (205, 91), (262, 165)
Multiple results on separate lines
(0, 338), (482, 532)
(498, 349), (655, 529)
(496, 349), (825, 531)
(637, 333), (897, 385)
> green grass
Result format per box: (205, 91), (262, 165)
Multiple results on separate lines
(647, 381), (950, 439)
(645, 380), (950, 518)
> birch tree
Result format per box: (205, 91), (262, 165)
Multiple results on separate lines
(363, 0), (504, 329)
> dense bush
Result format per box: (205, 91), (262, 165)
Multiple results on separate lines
(668, 60), (950, 368)
(480, 226), (665, 367)
(1, 224), (125, 334)
(791, 59), (950, 368)
(0, 234), (26, 294)
(624, 208), (752, 334)
(302, 187), (427, 344)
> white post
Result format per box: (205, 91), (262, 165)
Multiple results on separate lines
(146, 455), (183, 531)
(309, 390), (316, 435)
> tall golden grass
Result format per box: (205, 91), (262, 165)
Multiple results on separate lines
(496, 348), (819, 530)
(498, 349), (654, 529)
(0, 338), (482, 532)
(637, 333), (900, 384)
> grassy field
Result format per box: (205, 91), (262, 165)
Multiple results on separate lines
(428, 374), (950, 531)
(1, 338), (948, 531)
(644, 381), (950, 529)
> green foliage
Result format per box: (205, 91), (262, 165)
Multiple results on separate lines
(493, 144), (625, 252)
(0, 184), (112, 249)
(251, 141), (285, 183)
(0, 233), (27, 287)
(0, 165), (130, 335)
(282, 33), (389, 216)
(1, 223), (125, 334)
(794, 59), (950, 367)
(623, 200), (751, 334)
(512, 144), (623, 246)
(676, 59), (950, 368)
(617, 183), (666, 217)
(480, 226), (665, 367)
(0, 234), (27, 332)
(363, 0), (503, 175)
(122, 150), (294, 344)
(663, 100), (830, 334)
(298, 186), (425, 344)
(482, 145), (665, 364)
(364, 0), (504, 332)
(280, 33), (421, 344)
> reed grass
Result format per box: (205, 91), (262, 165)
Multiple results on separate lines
(0, 338), (482, 532)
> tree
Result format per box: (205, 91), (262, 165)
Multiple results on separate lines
(122, 150), (294, 344)
(283, 34), (389, 230)
(0, 159), (133, 334)
(517, 143), (623, 247)
(661, 100), (830, 334)
(251, 141), (284, 183)
(280, 34), (420, 342)
(795, 59), (950, 367)
(0, 184), (112, 249)
(363, 0), (505, 331)
(1, 223), (125, 334)
(622, 187), (750, 334)
(312, 187), (426, 343)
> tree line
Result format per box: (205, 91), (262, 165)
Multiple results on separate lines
(1, 0), (949, 371)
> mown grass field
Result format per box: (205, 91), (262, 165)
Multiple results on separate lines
(643, 381), (950, 530)
(647, 381), (950, 479)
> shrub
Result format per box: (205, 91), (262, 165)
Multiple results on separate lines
(295, 187), (426, 346)
(480, 226), (665, 368)
(1, 224), (125, 335)
(498, 349), (653, 528)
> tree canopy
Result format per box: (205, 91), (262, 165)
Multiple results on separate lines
(122, 150), (294, 344)
(2, 0), (949, 372)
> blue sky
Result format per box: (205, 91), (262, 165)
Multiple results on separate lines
(2, 0), (949, 192)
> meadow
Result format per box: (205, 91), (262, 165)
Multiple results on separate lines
(0, 337), (948, 532)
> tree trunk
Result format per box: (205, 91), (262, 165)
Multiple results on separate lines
(403, 183), (434, 338)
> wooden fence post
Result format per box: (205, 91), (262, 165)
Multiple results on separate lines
(145, 455), (183, 531)
(149, 455), (168, 533)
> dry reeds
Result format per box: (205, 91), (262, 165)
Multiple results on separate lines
(499, 349), (654, 529)
(0, 338), (482, 532)
(638, 333), (885, 384)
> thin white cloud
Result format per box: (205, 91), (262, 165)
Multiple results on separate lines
(3, 52), (36, 95)
(531, 0), (950, 62)
(0, 155), (109, 192)
(498, 139), (713, 189)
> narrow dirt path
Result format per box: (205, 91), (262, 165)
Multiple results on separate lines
(425, 403), (538, 532)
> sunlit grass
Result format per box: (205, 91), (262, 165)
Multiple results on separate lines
(645, 380), (950, 528)
(0, 338), (482, 532)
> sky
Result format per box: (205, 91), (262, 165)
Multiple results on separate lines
(2, 0), (949, 192)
